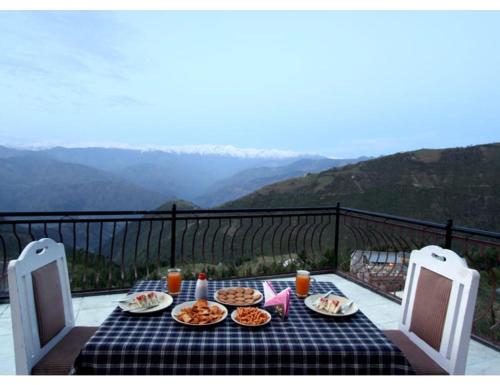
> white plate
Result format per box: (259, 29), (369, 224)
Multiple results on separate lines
(118, 291), (173, 314)
(304, 294), (359, 317)
(214, 287), (264, 307)
(231, 308), (272, 327)
(171, 300), (228, 326)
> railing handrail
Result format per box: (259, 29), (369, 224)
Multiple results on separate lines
(451, 225), (500, 239)
(2, 205), (499, 240)
(339, 206), (447, 230)
(0, 206), (338, 217)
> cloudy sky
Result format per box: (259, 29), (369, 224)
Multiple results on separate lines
(0, 11), (499, 157)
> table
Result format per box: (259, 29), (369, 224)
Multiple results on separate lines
(73, 280), (415, 375)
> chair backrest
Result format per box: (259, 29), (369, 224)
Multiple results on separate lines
(398, 245), (479, 375)
(8, 238), (75, 374)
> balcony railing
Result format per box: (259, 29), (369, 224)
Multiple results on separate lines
(1, 204), (498, 349)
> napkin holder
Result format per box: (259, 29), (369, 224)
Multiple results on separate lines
(262, 281), (291, 320)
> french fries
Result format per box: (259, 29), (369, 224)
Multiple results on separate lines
(234, 307), (269, 326)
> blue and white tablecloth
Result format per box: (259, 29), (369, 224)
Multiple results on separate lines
(74, 280), (414, 375)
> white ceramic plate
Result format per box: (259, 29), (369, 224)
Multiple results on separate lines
(171, 300), (228, 326)
(214, 287), (264, 307)
(231, 308), (272, 327)
(118, 291), (173, 314)
(304, 294), (359, 317)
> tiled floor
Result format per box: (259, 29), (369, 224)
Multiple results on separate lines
(0, 274), (498, 375)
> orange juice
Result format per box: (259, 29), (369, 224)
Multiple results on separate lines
(167, 268), (182, 295)
(296, 271), (311, 298)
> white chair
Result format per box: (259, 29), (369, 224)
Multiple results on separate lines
(383, 245), (480, 375)
(8, 238), (97, 375)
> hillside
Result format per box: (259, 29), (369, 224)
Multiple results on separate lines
(196, 157), (369, 207)
(223, 143), (500, 231)
(0, 154), (170, 211)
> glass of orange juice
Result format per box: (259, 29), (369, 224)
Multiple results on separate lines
(296, 270), (314, 298)
(167, 268), (182, 296)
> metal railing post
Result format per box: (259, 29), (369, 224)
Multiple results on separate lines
(333, 202), (340, 270)
(170, 203), (177, 268)
(445, 219), (453, 249)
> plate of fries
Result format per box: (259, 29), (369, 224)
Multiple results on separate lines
(172, 299), (228, 326)
(231, 307), (271, 327)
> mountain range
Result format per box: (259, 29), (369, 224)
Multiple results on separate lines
(2, 142), (499, 232)
(0, 145), (362, 211)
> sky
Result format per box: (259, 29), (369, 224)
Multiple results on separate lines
(0, 11), (499, 158)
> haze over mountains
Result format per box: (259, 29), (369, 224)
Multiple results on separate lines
(2, 143), (499, 232)
(0, 145), (364, 211)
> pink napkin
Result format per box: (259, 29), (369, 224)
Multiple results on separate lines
(262, 281), (291, 319)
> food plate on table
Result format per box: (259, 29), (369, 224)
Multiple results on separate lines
(304, 293), (359, 317)
(214, 287), (263, 306)
(231, 307), (271, 327)
(118, 291), (173, 314)
(172, 299), (228, 326)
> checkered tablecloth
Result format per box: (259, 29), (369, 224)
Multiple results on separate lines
(73, 280), (414, 375)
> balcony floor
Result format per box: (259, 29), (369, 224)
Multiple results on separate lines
(0, 273), (498, 375)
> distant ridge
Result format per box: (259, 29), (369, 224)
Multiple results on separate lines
(0, 144), (360, 210)
(3, 143), (322, 159)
